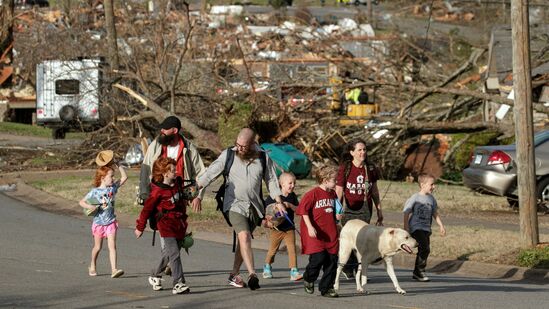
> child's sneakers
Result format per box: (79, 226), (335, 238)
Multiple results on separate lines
(290, 268), (303, 281)
(304, 280), (314, 294)
(228, 273), (246, 288)
(262, 264), (273, 279)
(148, 276), (163, 291)
(413, 271), (430, 282)
(172, 282), (190, 294)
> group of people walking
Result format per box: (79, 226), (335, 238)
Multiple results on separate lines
(79, 115), (445, 297)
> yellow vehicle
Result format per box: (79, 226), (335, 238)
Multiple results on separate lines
(340, 104), (380, 126)
(329, 77), (379, 126)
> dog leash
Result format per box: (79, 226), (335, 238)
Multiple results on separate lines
(273, 211), (301, 236)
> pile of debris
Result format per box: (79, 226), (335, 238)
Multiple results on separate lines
(2, 1), (548, 180)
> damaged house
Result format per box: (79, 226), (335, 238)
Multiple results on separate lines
(484, 24), (549, 126)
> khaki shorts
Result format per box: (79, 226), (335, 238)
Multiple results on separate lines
(228, 208), (261, 234)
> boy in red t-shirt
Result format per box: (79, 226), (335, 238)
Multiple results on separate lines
(296, 165), (339, 298)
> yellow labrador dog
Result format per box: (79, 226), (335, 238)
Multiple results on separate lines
(334, 219), (418, 295)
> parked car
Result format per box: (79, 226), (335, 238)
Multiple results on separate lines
(462, 130), (549, 211)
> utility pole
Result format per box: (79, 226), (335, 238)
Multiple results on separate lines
(511, 0), (539, 247)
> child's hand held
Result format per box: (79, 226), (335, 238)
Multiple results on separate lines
(307, 226), (317, 238)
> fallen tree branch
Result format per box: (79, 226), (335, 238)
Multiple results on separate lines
(400, 48), (485, 117)
(275, 120), (302, 142)
(386, 120), (504, 136)
(113, 83), (223, 154)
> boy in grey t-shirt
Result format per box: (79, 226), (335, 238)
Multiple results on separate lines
(403, 174), (446, 282)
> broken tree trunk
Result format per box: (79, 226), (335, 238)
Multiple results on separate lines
(380, 120), (505, 136)
(400, 48), (485, 117)
(113, 83), (223, 154)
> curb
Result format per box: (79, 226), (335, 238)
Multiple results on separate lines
(1, 172), (548, 284)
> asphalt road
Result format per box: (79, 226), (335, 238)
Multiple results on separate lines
(1, 192), (548, 309)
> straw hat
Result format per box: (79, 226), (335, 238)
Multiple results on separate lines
(95, 150), (114, 167)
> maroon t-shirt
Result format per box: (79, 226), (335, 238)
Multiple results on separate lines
(296, 187), (339, 255)
(336, 164), (370, 211)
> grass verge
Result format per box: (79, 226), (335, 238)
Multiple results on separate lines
(0, 122), (86, 139)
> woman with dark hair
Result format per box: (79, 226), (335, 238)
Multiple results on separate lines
(335, 138), (383, 278)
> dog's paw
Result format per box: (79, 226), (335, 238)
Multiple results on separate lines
(357, 287), (364, 293)
(397, 288), (407, 295)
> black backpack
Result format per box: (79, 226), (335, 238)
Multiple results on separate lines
(214, 148), (267, 227)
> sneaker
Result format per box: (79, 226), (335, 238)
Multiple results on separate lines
(304, 280), (314, 294)
(321, 288), (339, 298)
(111, 269), (124, 278)
(248, 273), (261, 290)
(148, 276), (163, 291)
(263, 264), (273, 279)
(228, 273), (246, 288)
(172, 282), (190, 294)
(413, 272), (430, 282)
(289, 268), (303, 281)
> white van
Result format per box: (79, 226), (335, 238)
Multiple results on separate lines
(36, 59), (103, 139)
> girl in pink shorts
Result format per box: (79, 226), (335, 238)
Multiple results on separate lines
(80, 163), (127, 278)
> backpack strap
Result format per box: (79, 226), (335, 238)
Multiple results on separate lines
(218, 148), (234, 226)
(223, 148), (235, 179)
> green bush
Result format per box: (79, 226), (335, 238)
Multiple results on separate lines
(218, 100), (253, 147)
(517, 246), (549, 269)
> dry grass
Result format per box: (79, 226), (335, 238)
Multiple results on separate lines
(429, 226), (549, 265)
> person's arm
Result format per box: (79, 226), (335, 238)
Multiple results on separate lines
(402, 195), (414, 232)
(79, 197), (97, 212)
(335, 185), (344, 203)
(135, 193), (158, 237)
(196, 150), (227, 200)
(139, 141), (158, 202)
(188, 143), (206, 213)
(433, 210), (446, 236)
(302, 215), (317, 238)
(118, 165), (128, 187)
(283, 202), (297, 211)
(371, 182), (383, 226)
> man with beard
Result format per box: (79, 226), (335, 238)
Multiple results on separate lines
(139, 115), (205, 212)
(197, 128), (286, 291)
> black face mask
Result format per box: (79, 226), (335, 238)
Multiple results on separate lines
(158, 134), (176, 146)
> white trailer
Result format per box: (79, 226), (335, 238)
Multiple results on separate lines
(36, 59), (102, 139)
